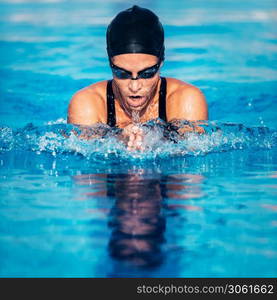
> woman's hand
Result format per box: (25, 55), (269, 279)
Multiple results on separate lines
(122, 124), (145, 151)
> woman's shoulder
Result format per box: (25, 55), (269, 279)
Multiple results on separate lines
(164, 77), (201, 96)
(164, 77), (208, 121)
(67, 80), (108, 125)
(73, 80), (108, 100)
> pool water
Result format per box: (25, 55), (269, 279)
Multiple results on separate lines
(0, 0), (277, 277)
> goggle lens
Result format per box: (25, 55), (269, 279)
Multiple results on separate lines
(110, 63), (160, 80)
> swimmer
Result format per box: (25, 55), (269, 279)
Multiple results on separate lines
(67, 5), (208, 150)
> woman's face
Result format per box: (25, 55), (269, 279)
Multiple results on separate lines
(111, 53), (161, 112)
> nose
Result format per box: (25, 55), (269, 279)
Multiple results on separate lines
(128, 78), (142, 93)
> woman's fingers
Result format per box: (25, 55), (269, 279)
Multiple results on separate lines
(127, 135), (143, 151)
(122, 123), (145, 151)
(136, 134), (142, 142)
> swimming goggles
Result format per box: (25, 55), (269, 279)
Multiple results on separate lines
(110, 61), (161, 80)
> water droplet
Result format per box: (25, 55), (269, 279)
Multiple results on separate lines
(131, 110), (140, 124)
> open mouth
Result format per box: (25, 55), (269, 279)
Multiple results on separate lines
(129, 96), (143, 99)
(127, 95), (146, 107)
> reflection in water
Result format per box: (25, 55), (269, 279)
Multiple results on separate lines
(107, 173), (166, 268)
(73, 171), (204, 269)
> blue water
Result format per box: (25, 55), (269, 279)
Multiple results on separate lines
(0, 0), (277, 277)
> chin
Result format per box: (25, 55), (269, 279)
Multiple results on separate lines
(129, 106), (143, 111)
(128, 103), (148, 111)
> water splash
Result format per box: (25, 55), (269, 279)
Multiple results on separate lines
(131, 110), (140, 124)
(0, 119), (276, 161)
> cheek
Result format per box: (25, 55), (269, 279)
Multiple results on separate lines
(114, 79), (128, 94)
(146, 77), (159, 92)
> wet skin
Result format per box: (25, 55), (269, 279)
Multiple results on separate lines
(67, 54), (208, 150)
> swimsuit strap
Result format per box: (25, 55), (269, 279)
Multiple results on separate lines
(106, 77), (167, 127)
(158, 77), (167, 122)
(106, 80), (116, 127)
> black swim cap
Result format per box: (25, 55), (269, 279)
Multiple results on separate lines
(106, 5), (165, 60)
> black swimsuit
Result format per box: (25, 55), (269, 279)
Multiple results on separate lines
(106, 77), (167, 127)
